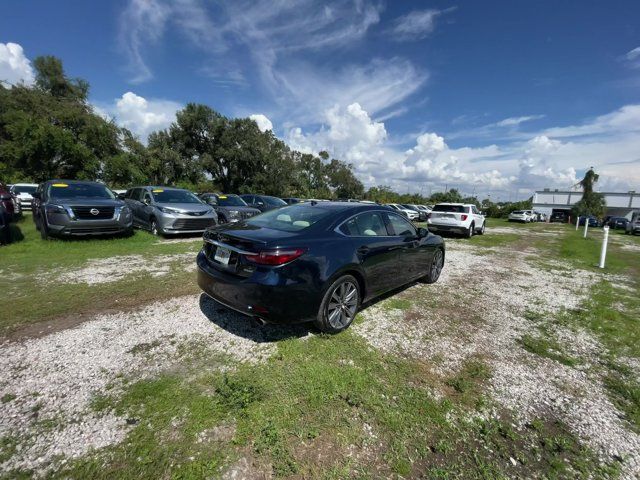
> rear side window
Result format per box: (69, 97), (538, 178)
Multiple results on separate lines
(340, 212), (387, 236)
(433, 204), (466, 213)
(385, 213), (417, 237)
(247, 204), (331, 232)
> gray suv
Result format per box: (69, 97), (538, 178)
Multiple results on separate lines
(123, 186), (217, 236)
(198, 193), (261, 223)
(625, 211), (640, 235)
(32, 180), (133, 239)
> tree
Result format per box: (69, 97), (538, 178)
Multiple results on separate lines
(324, 158), (364, 199)
(571, 168), (606, 218)
(0, 57), (124, 182)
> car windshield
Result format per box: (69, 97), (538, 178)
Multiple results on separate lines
(247, 204), (332, 232)
(262, 196), (287, 207)
(14, 185), (37, 194)
(48, 182), (115, 200)
(433, 204), (466, 213)
(151, 189), (201, 204)
(217, 195), (247, 207)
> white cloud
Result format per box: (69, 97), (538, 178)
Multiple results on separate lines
(100, 92), (182, 141)
(388, 8), (454, 41)
(278, 58), (427, 123)
(495, 115), (544, 127)
(0, 42), (35, 86)
(623, 46), (640, 69)
(249, 114), (273, 132)
(285, 103), (640, 197)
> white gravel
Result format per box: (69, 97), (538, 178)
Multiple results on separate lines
(55, 253), (197, 284)
(354, 237), (640, 477)
(0, 295), (277, 473)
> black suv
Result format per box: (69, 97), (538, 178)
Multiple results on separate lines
(198, 193), (261, 223)
(239, 194), (287, 213)
(32, 180), (133, 239)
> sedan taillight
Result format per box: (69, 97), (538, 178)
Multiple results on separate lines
(245, 248), (307, 265)
(461, 214), (468, 221)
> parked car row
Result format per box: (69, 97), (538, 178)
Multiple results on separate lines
(508, 210), (547, 223)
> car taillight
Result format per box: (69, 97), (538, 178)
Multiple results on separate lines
(461, 214), (468, 221)
(244, 248), (307, 265)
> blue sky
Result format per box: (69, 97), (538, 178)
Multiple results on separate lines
(1, 0), (639, 199)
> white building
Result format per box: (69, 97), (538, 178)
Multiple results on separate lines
(532, 189), (640, 218)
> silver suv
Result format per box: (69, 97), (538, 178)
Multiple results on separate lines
(123, 186), (217, 236)
(625, 210), (640, 235)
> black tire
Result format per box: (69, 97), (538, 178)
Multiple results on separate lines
(423, 248), (444, 284)
(477, 222), (486, 235)
(314, 274), (360, 334)
(40, 216), (51, 240)
(466, 223), (474, 238)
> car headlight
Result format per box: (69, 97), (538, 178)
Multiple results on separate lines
(228, 210), (239, 218)
(45, 204), (67, 215)
(121, 206), (131, 215)
(158, 206), (181, 214)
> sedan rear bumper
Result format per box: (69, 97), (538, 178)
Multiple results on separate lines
(196, 250), (319, 324)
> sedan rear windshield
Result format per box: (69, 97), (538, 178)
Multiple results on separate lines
(13, 185), (37, 194)
(48, 183), (114, 200)
(217, 195), (247, 207)
(247, 205), (331, 232)
(151, 189), (201, 203)
(433, 204), (466, 213)
(262, 196), (287, 207)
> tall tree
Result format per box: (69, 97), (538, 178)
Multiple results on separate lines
(572, 167), (605, 217)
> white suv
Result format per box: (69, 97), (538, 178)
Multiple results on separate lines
(387, 203), (419, 221)
(428, 203), (486, 237)
(10, 183), (38, 210)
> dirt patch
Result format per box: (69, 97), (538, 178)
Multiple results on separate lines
(55, 253), (196, 285)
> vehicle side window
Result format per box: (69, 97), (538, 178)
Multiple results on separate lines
(125, 189), (133, 199)
(472, 206), (479, 214)
(385, 213), (417, 237)
(244, 195), (255, 205)
(143, 191), (152, 204)
(130, 188), (142, 201)
(340, 212), (387, 236)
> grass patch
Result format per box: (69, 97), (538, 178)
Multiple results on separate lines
(0, 216), (202, 334)
(469, 232), (520, 248)
(382, 297), (413, 311)
(49, 333), (613, 479)
(519, 334), (580, 367)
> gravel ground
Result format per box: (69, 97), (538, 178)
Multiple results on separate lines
(55, 253), (197, 284)
(354, 236), (640, 477)
(0, 295), (276, 473)
(2, 226), (638, 477)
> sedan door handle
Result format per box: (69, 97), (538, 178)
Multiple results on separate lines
(357, 246), (370, 255)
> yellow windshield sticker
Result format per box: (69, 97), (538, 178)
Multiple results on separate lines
(152, 189), (164, 193)
(218, 195), (227, 199)
(52, 183), (68, 187)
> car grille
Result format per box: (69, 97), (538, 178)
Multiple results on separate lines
(239, 211), (257, 220)
(185, 210), (208, 216)
(172, 218), (216, 230)
(71, 206), (115, 220)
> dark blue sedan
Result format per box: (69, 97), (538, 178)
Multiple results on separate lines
(197, 202), (445, 333)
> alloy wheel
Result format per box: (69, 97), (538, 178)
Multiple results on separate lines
(326, 281), (358, 329)
(431, 249), (444, 280)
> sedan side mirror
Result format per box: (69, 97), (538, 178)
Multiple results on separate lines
(417, 227), (428, 238)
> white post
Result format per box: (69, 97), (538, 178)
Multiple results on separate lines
(583, 217), (589, 238)
(599, 226), (610, 268)
(575, 216), (579, 231)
